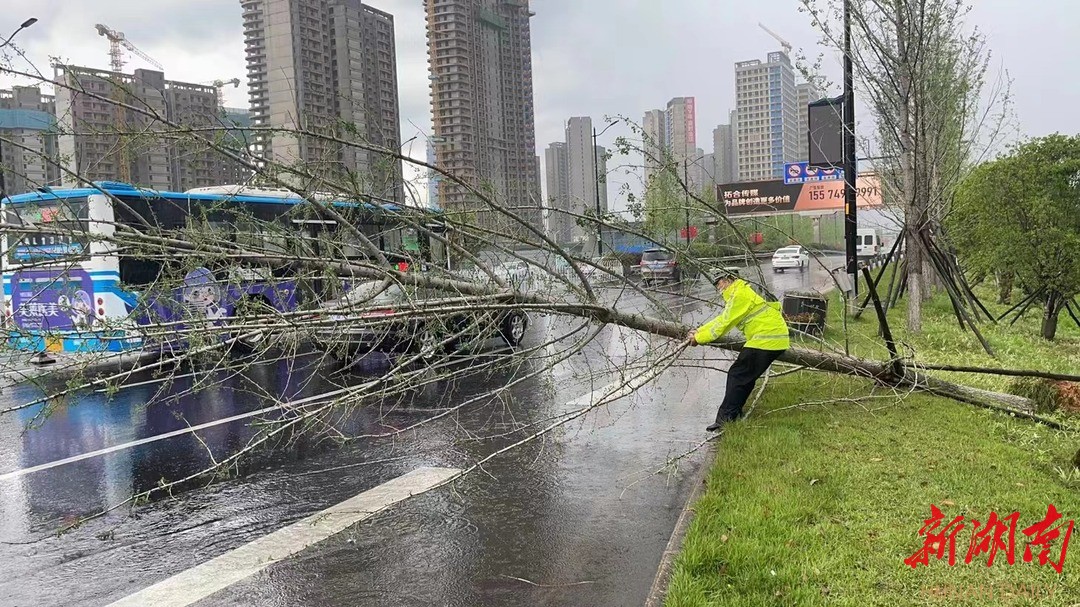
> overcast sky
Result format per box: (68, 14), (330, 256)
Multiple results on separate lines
(3, 0), (1077, 209)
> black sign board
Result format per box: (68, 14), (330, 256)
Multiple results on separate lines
(808, 96), (844, 168)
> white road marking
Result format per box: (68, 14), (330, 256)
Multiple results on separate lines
(0, 404), (284, 482)
(107, 466), (461, 607)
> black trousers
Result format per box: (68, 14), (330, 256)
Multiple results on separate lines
(715, 347), (785, 424)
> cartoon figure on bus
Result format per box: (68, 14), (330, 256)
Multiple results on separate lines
(70, 290), (94, 330)
(55, 289), (95, 330)
(182, 267), (227, 320)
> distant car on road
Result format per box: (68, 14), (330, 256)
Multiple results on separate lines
(318, 280), (528, 359)
(857, 228), (883, 259)
(771, 245), (810, 273)
(639, 248), (680, 284)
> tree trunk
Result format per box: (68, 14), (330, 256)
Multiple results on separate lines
(1042, 291), (1062, 340)
(906, 230), (923, 332)
(997, 271), (1014, 304)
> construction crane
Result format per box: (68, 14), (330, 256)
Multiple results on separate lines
(93, 24), (163, 183)
(203, 78), (241, 107)
(94, 23), (163, 72)
(757, 23), (792, 55)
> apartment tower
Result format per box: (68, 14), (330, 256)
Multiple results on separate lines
(53, 66), (247, 191)
(241, 0), (403, 200)
(796, 82), (820, 163)
(0, 86), (59, 196)
(734, 51), (799, 181)
(425, 0), (540, 235)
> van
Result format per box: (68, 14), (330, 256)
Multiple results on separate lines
(856, 228), (882, 259)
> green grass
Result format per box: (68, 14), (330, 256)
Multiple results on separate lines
(664, 373), (1080, 606)
(817, 266), (1080, 393)
(665, 272), (1080, 605)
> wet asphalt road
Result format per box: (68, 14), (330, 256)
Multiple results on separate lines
(0, 257), (840, 607)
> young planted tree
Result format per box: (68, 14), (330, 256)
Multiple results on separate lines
(950, 134), (1080, 339)
(800, 0), (1011, 332)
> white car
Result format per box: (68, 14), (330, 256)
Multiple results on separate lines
(771, 245), (810, 273)
(495, 260), (531, 287)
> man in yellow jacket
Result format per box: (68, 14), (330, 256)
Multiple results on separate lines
(687, 268), (790, 431)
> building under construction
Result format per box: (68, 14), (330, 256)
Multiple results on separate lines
(52, 65), (251, 191)
(425, 0), (541, 235)
(240, 0), (403, 201)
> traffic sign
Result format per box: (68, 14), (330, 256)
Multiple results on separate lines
(784, 161), (843, 185)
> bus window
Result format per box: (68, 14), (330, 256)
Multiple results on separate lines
(4, 197), (90, 264)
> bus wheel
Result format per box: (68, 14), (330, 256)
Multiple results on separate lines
(232, 295), (273, 354)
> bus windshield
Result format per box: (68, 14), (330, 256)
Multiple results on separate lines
(3, 197), (90, 265)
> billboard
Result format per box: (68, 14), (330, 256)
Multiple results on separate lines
(718, 174), (883, 216)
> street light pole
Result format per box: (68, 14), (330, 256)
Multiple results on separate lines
(683, 159), (691, 248)
(0, 17), (38, 204)
(591, 120), (618, 258)
(591, 126), (603, 257)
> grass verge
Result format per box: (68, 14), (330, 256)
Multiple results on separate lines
(663, 372), (1080, 606)
(664, 264), (1080, 605)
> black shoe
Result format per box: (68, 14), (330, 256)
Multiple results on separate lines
(706, 422), (724, 432)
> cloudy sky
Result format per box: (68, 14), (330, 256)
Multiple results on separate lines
(3, 0), (1077, 209)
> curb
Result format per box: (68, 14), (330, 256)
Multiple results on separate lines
(643, 441), (716, 607)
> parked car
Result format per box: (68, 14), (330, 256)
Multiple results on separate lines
(771, 245), (810, 273)
(639, 248), (681, 284)
(317, 280), (528, 359)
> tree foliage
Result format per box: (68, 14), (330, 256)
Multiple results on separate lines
(800, 0), (1010, 332)
(951, 134), (1080, 339)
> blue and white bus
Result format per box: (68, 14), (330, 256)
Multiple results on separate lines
(1, 181), (446, 354)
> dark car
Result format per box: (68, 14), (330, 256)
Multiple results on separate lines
(315, 280), (528, 359)
(639, 248), (680, 284)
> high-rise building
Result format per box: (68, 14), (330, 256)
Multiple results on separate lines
(712, 115), (738, 186)
(543, 141), (570, 243)
(665, 97), (697, 172)
(425, 0), (540, 236)
(544, 118), (608, 247)
(700, 152), (715, 193)
(0, 86), (59, 196)
(241, 0), (402, 200)
(53, 65), (245, 191)
(642, 108), (667, 185)
(796, 82), (820, 162)
(735, 51), (799, 181)
(643, 98), (698, 189)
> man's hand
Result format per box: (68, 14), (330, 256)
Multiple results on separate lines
(686, 330), (698, 346)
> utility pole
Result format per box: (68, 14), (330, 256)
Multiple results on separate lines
(843, 0), (858, 296)
(0, 18), (38, 203)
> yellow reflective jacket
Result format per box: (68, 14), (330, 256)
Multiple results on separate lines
(694, 279), (790, 350)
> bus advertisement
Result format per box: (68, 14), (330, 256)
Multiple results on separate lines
(1, 182), (446, 355)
